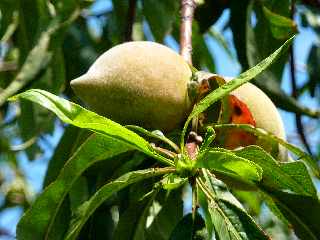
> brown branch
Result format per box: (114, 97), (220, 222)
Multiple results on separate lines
(290, 1), (313, 156)
(124, 0), (137, 42)
(180, 0), (199, 221)
(180, 0), (196, 65)
(180, 1), (200, 160)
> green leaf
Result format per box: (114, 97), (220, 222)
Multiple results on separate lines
(229, 0), (250, 70)
(161, 173), (187, 190)
(169, 213), (207, 240)
(214, 124), (320, 177)
(192, 23), (216, 72)
(16, 134), (133, 240)
(9, 89), (173, 166)
(306, 44), (320, 97)
(0, 26), (52, 105)
(231, 146), (320, 239)
(208, 28), (234, 59)
(142, 0), (178, 41)
(0, 9), (80, 106)
(247, 1), (290, 84)
(245, 2), (318, 117)
(126, 125), (180, 153)
(234, 146), (317, 197)
(113, 181), (158, 240)
(43, 126), (89, 187)
(146, 189), (184, 240)
(181, 36), (294, 149)
(65, 167), (175, 240)
(209, 199), (269, 240)
(194, 0), (227, 33)
(198, 172), (270, 240)
(196, 149), (263, 186)
(262, 6), (298, 39)
(263, 189), (320, 240)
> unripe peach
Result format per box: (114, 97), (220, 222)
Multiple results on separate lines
(70, 41), (192, 132)
(197, 73), (287, 161)
(228, 80), (287, 161)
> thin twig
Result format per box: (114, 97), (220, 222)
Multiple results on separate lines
(180, 0), (199, 222)
(124, 0), (137, 42)
(180, 0), (196, 65)
(180, 0), (198, 156)
(290, 1), (313, 156)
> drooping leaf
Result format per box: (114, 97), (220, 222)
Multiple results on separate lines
(195, 149), (263, 188)
(181, 36), (294, 148)
(229, 0), (250, 69)
(244, 2), (318, 117)
(208, 199), (270, 240)
(192, 23), (216, 72)
(194, 0), (228, 33)
(208, 28), (234, 59)
(65, 167), (175, 240)
(169, 212), (207, 240)
(16, 134), (133, 240)
(230, 146), (320, 239)
(306, 44), (320, 98)
(262, 6), (297, 39)
(43, 126), (89, 187)
(247, 1), (290, 83)
(146, 188), (184, 240)
(9, 89), (173, 166)
(198, 171), (270, 240)
(142, 0), (179, 42)
(262, 188), (320, 240)
(113, 180), (158, 240)
(0, 9), (80, 106)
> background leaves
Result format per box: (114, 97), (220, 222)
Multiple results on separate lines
(0, 0), (319, 239)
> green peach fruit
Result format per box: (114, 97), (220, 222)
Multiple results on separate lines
(228, 79), (287, 161)
(71, 41), (192, 132)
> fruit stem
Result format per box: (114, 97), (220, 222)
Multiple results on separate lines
(180, 0), (196, 65)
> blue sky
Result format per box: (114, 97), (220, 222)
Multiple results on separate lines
(0, 1), (319, 238)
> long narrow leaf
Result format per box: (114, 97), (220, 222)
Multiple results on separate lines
(214, 123), (320, 177)
(9, 89), (173, 166)
(16, 134), (132, 240)
(181, 36), (294, 149)
(197, 172), (270, 240)
(65, 167), (175, 240)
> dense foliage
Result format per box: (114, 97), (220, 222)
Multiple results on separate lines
(0, 0), (319, 239)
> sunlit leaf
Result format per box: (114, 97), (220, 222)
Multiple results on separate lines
(9, 89), (173, 166)
(181, 36), (294, 148)
(198, 171), (270, 240)
(234, 146), (317, 197)
(262, 6), (297, 39)
(214, 124), (320, 177)
(196, 149), (263, 188)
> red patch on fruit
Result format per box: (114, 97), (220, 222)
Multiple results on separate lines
(224, 95), (257, 149)
(229, 95), (256, 125)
